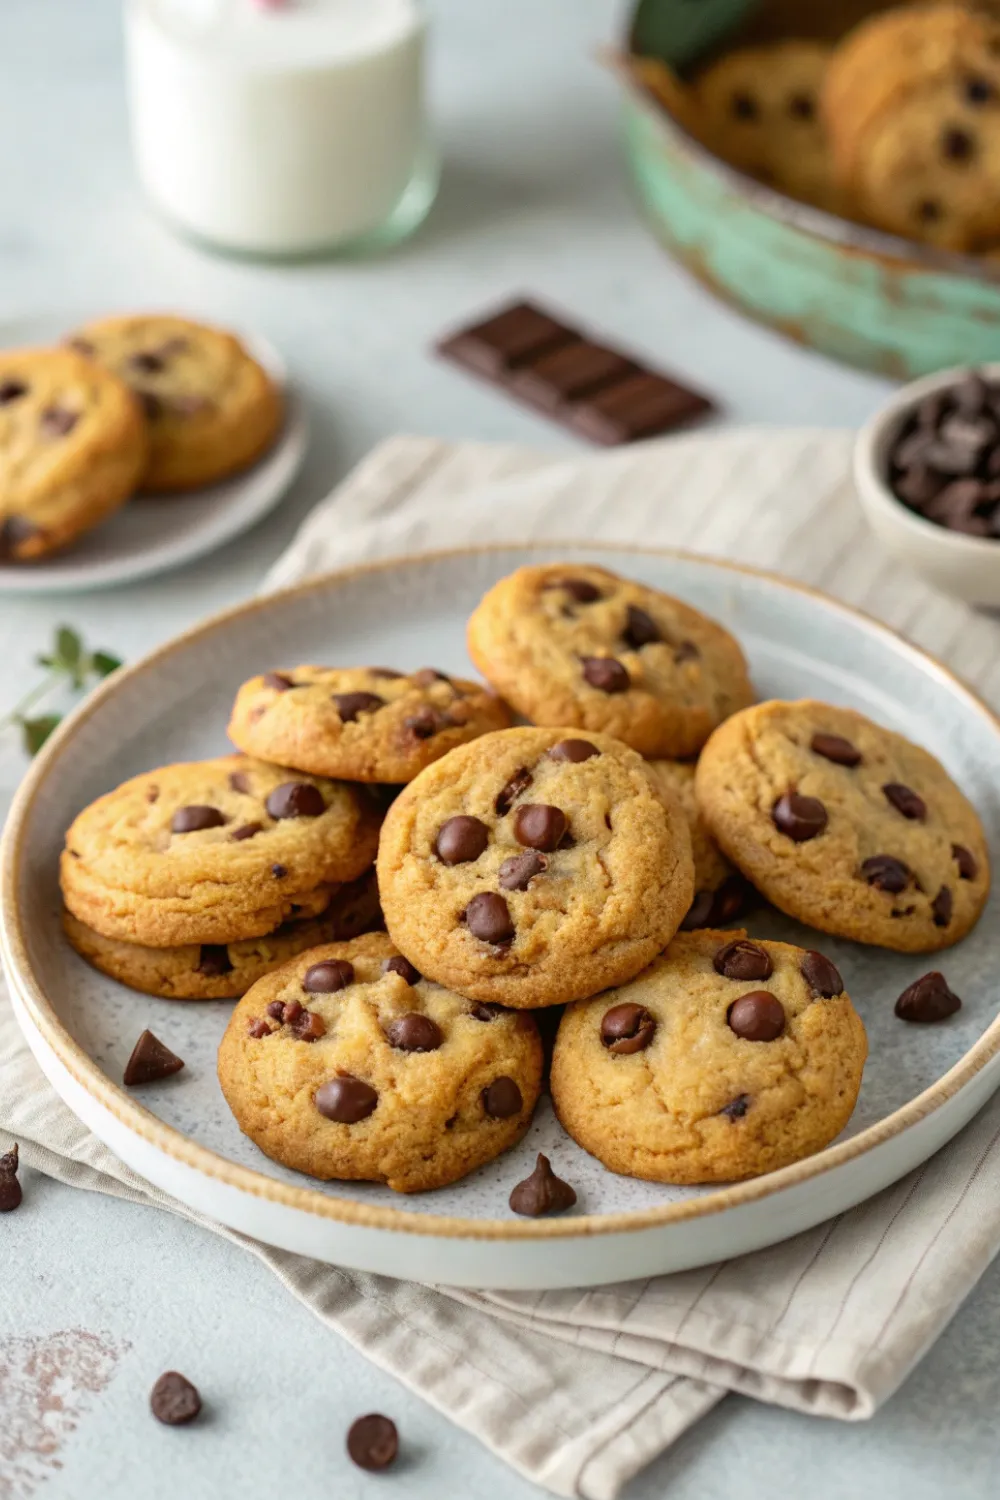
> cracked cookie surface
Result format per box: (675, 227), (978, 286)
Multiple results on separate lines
(217, 932), (543, 1192)
(695, 700), (990, 951)
(228, 664), (510, 783)
(376, 726), (695, 1008)
(551, 929), (867, 1184)
(63, 870), (382, 1000)
(0, 346), (147, 560)
(68, 314), (283, 491)
(60, 755), (382, 947)
(466, 563), (754, 758)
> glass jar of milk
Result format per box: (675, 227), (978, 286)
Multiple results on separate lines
(125, 0), (436, 258)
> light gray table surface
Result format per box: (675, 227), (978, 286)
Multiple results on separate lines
(4, 3), (996, 1498)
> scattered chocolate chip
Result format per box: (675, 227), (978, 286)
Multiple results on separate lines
(410, 668), (450, 688)
(197, 945), (232, 977)
(546, 577), (601, 602)
(895, 970), (961, 1023)
(386, 1013), (443, 1052)
(513, 803), (567, 852)
(382, 955), (421, 985)
(800, 950), (843, 997)
(548, 739), (599, 762)
(772, 792), (828, 842)
(600, 1002), (656, 1054)
(623, 604), (660, 648)
(942, 126), (975, 161)
(728, 990), (785, 1042)
(482, 1076), (523, 1118)
(246, 1018), (272, 1039)
(952, 843), (979, 880)
(0, 379), (27, 404)
(123, 1030), (184, 1086)
(470, 1002), (503, 1021)
(861, 855), (911, 893)
(498, 850), (547, 890)
(435, 814), (489, 864)
(719, 1094), (750, 1120)
(509, 1153), (577, 1216)
(266, 781), (325, 819)
(39, 406), (78, 437)
(262, 671), (293, 691)
(883, 783), (927, 821)
(229, 770), (251, 794)
(931, 886), (953, 926)
(294, 1010), (326, 1042)
(271, 863), (287, 878)
(405, 706), (452, 739)
(231, 821), (262, 841)
(333, 691), (384, 722)
(266, 1000), (285, 1021)
(0, 1145), (21, 1213)
(674, 640), (700, 664)
(131, 351), (165, 374)
(0, 516), (43, 557)
(347, 1414), (398, 1472)
(171, 804), (226, 834)
(788, 91), (815, 119)
(915, 198), (942, 223)
(811, 732), (862, 767)
(465, 892), (514, 944)
(731, 89), (758, 119)
(582, 656), (629, 693)
(680, 890), (716, 931)
(713, 938), (773, 982)
(315, 1076), (378, 1123)
(495, 766), (533, 815)
(282, 1000), (304, 1025)
(370, 667), (403, 679)
(150, 1372), (201, 1426)
(965, 75), (994, 105)
(303, 959), (354, 992)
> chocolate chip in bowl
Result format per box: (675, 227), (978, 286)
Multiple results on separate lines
(854, 362), (1000, 607)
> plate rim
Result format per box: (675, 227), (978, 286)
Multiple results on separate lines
(5, 538), (999, 1242)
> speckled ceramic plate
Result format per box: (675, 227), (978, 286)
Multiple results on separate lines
(0, 317), (307, 594)
(4, 544), (1000, 1288)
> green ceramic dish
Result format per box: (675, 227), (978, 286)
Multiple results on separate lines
(623, 0), (1000, 378)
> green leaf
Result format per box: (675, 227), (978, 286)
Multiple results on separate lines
(35, 654), (56, 670)
(20, 714), (61, 755)
(56, 626), (82, 667)
(90, 650), (122, 678)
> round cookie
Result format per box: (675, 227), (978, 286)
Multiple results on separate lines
(551, 929), (867, 1184)
(0, 346), (147, 561)
(695, 700), (990, 952)
(376, 726), (695, 1008)
(694, 43), (838, 210)
(60, 755), (382, 948)
(217, 932), (543, 1193)
(67, 314), (283, 491)
(645, 759), (749, 931)
(228, 664), (511, 783)
(466, 563), (754, 759)
(63, 870), (382, 1001)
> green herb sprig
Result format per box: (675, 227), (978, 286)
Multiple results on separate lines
(0, 626), (122, 756)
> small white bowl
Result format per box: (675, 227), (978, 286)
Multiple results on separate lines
(854, 363), (1000, 608)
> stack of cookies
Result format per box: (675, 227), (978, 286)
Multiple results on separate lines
(0, 312), (283, 562)
(59, 561), (991, 1201)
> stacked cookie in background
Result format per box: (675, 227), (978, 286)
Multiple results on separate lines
(59, 561), (991, 1203)
(0, 313), (283, 562)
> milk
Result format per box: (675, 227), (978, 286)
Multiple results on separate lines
(125, 0), (434, 256)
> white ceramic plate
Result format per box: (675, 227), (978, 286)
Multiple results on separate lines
(4, 544), (1000, 1289)
(0, 322), (307, 594)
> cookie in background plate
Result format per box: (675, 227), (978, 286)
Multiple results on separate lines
(551, 929), (866, 1184)
(228, 665), (510, 782)
(645, 758), (749, 930)
(63, 870), (382, 1001)
(67, 313), (283, 491)
(0, 346), (146, 561)
(60, 755), (382, 948)
(376, 726), (694, 1008)
(695, 700), (990, 951)
(217, 932), (543, 1193)
(466, 563), (754, 758)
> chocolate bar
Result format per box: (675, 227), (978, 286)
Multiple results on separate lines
(436, 299), (716, 444)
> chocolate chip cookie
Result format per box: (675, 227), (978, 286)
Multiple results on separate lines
(645, 759), (748, 931)
(217, 932), (543, 1192)
(60, 756), (382, 947)
(67, 314), (283, 491)
(227, 665), (510, 783)
(0, 346), (147, 561)
(466, 563), (754, 758)
(376, 726), (695, 1008)
(695, 700), (990, 951)
(551, 929), (867, 1184)
(63, 870), (382, 1000)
